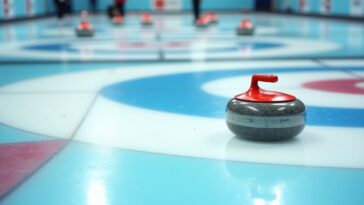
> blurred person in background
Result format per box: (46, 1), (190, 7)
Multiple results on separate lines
(192, 0), (201, 21)
(54, 0), (66, 19)
(115, 0), (127, 16)
(66, 0), (72, 14)
(90, 0), (97, 13)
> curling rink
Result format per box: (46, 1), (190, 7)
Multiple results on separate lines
(0, 13), (364, 205)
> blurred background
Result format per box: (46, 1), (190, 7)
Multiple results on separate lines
(0, 1), (363, 205)
(0, 0), (363, 20)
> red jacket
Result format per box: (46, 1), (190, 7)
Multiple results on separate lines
(115, 0), (126, 3)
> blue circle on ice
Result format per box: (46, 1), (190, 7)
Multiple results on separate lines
(23, 41), (283, 55)
(101, 67), (364, 128)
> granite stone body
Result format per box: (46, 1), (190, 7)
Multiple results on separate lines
(196, 23), (208, 28)
(76, 29), (94, 37)
(142, 22), (153, 26)
(236, 27), (255, 36)
(226, 98), (306, 141)
(113, 21), (124, 25)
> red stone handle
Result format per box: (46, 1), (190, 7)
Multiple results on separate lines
(235, 74), (295, 102)
(250, 74), (278, 91)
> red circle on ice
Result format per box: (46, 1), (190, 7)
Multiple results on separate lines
(302, 79), (364, 95)
(118, 42), (190, 49)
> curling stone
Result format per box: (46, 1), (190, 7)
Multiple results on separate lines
(226, 74), (306, 141)
(236, 19), (255, 36)
(208, 12), (218, 24)
(112, 15), (124, 25)
(195, 16), (209, 28)
(141, 12), (153, 26)
(75, 20), (94, 37)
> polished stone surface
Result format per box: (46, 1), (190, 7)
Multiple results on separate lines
(226, 99), (306, 140)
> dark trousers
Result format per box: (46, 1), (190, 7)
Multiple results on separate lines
(192, 0), (201, 21)
(65, 0), (72, 14)
(56, 2), (66, 19)
(90, 0), (97, 13)
(116, 3), (125, 16)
